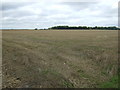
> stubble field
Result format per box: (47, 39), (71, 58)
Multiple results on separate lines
(2, 30), (118, 88)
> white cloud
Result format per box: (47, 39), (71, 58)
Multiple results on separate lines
(1, 0), (119, 29)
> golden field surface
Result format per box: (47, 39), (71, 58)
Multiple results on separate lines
(2, 30), (118, 88)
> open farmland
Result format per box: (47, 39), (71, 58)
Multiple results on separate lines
(2, 30), (118, 88)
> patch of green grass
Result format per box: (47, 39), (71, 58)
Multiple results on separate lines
(99, 76), (118, 88)
(41, 69), (60, 76)
(101, 70), (108, 76)
(77, 69), (90, 79)
(62, 80), (74, 88)
(41, 70), (49, 75)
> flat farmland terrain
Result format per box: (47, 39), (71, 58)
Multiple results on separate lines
(2, 30), (118, 88)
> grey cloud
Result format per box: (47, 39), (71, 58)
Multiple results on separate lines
(1, 0), (118, 29)
(61, 2), (98, 10)
(3, 10), (35, 18)
(1, 2), (34, 11)
(62, 2), (97, 6)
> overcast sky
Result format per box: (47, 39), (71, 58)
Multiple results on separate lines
(0, 0), (119, 29)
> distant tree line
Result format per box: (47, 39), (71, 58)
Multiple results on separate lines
(49, 26), (120, 30)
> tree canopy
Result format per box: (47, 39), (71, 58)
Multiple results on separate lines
(49, 26), (120, 30)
